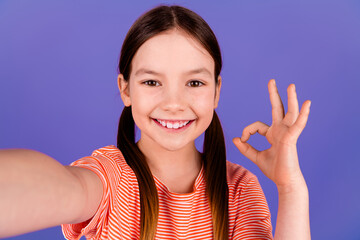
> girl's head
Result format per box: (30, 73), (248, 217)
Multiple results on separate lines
(117, 5), (223, 151)
(116, 5), (228, 240)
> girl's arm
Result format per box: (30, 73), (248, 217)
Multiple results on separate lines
(275, 177), (309, 239)
(0, 149), (103, 238)
(233, 79), (311, 239)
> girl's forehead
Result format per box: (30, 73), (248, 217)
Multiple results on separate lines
(130, 30), (215, 77)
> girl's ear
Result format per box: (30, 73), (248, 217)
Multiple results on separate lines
(214, 75), (222, 109)
(117, 74), (131, 106)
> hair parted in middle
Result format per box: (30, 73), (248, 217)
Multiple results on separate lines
(117, 5), (228, 240)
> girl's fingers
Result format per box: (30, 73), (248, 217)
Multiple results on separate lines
(288, 100), (311, 140)
(268, 79), (285, 124)
(232, 138), (260, 165)
(240, 121), (270, 142)
(283, 83), (300, 126)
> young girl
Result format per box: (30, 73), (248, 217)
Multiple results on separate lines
(0, 5), (311, 240)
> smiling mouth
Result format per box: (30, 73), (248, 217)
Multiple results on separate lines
(152, 118), (194, 130)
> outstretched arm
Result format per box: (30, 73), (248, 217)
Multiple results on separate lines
(0, 149), (103, 238)
(233, 79), (311, 239)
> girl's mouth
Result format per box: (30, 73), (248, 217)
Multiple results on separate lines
(152, 118), (195, 131)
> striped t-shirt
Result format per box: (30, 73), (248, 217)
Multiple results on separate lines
(61, 145), (272, 240)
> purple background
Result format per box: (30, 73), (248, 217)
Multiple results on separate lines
(1, 0), (359, 239)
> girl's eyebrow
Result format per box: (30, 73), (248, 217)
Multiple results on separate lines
(186, 67), (212, 77)
(134, 67), (212, 77)
(134, 68), (161, 76)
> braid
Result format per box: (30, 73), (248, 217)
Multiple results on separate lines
(117, 106), (159, 240)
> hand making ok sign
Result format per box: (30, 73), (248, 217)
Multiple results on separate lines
(233, 79), (311, 188)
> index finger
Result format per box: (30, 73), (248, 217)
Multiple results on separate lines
(268, 79), (285, 124)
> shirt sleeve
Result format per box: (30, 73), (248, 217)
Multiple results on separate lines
(233, 176), (273, 239)
(61, 153), (122, 240)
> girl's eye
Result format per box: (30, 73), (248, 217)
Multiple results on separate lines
(188, 80), (204, 87)
(143, 80), (160, 86)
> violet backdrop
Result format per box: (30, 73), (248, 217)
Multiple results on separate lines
(1, 0), (359, 239)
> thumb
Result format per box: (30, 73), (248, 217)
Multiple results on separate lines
(232, 137), (259, 165)
(232, 137), (247, 153)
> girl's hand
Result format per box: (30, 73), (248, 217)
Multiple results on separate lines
(233, 79), (311, 189)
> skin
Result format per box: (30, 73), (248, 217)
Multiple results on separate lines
(118, 29), (221, 193)
(233, 80), (311, 239)
(118, 29), (311, 238)
(233, 80), (311, 189)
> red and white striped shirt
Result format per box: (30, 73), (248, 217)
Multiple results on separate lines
(61, 145), (272, 239)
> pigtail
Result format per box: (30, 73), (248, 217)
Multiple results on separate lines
(203, 111), (229, 240)
(117, 106), (159, 240)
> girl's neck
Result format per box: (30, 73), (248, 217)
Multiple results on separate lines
(136, 137), (202, 183)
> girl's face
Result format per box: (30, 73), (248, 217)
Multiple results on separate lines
(118, 29), (221, 152)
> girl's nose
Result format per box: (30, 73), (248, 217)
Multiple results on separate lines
(162, 86), (186, 112)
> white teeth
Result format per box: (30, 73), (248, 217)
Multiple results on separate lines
(156, 119), (191, 129)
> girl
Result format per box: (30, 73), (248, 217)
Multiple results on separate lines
(0, 5), (311, 240)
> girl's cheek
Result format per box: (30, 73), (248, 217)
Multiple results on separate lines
(132, 87), (161, 103)
(190, 90), (216, 107)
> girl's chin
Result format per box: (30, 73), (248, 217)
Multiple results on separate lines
(137, 136), (190, 152)
(147, 137), (196, 152)
(157, 141), (192, 152)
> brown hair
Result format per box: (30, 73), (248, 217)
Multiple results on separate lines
(117, 5), (228, 240)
